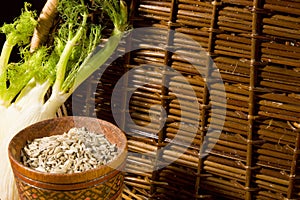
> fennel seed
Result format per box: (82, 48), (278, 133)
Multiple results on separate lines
(21, 127), (118, 174)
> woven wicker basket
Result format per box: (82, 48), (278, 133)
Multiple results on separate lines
(35, 0), (300, 199)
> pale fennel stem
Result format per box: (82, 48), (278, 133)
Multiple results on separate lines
(42, 90), (70, 118)
(0, 41), (14, 104)
(69, 30), (123, 94)
(52, 12), (88, 94)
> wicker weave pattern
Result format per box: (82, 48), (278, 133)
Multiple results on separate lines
(72, 0), (300, 199)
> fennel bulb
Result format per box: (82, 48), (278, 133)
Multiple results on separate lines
(0, 80), (63, 200)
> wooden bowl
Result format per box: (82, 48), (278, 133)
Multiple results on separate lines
(8, 116), (127, 200)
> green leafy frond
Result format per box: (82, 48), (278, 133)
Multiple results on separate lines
(0, 2), (37, 46)
(4, 46), (50, 104)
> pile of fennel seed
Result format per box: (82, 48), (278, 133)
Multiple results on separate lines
(21, 127), (118, 174)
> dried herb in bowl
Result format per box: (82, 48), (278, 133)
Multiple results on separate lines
(21, 127), (119, 174)
(8, 116), (127, 199)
